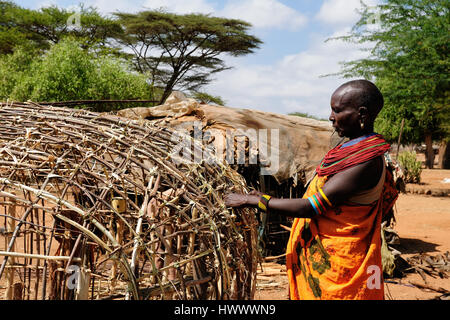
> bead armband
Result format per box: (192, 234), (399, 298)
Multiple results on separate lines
(318, 188), (332, 207)
(308, 188), (332, 215)
(257, 194), (272, 212)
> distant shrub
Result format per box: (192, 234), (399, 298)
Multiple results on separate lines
(397, 151), (422, 183)
(1, 38), (157, 111)
(191, 91), (225, 106)
(288, 112), (328, 121)
(0, 46), (35, 100)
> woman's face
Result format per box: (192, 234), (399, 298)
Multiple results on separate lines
(329, 88), (363, 139)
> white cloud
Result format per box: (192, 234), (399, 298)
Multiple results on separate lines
(25, 0), (374, 119)
(85, 0), (306, 31)
(80, 0), (145, 14)
(142, 0), (216, 14)
(34, 0), (58, 9)
(315, 0), (378, 26)
(206, 28), (371, 118)
(79, 0), (214, 15)
(220, 0), (307, 30)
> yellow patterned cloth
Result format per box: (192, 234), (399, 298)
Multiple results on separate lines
(286, 170), (398, 300)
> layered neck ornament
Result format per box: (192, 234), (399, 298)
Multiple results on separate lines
(316, 133), (390, 177)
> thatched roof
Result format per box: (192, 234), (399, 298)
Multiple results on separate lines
(118, 92), (337, 186)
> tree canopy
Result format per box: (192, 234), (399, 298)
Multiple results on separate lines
(329, 0), (449, 166)
(0, 38), (155, 111)
(288, 112), (328, 122)
(115, 11), (262, 104)
(0, 1), (121, 54)
(0, 3), (260, 111)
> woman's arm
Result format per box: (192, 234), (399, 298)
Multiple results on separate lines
(224, 156), (384, 218)
(223, 192), (316, 218)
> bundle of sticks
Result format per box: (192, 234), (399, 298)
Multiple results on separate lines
(406, 252), (450, 281)
(0, 102), (258, 300)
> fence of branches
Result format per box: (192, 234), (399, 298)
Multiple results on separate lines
(0, 102), (258, 300)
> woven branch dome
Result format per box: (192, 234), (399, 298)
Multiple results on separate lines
(0, 102), (258, 300)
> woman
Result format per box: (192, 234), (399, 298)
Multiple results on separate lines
(224, 80), (398, 300)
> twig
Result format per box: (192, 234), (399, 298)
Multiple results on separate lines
(409, 281), (450, 294)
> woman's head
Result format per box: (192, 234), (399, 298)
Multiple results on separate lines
(329, 80), (383, 139)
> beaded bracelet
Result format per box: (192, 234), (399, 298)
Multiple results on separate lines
(257, 194), (272, 212)
(308, 188), (332, 215)
(318, 187), (332, 207)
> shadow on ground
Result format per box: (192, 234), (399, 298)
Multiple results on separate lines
(394, 237), (440, 254)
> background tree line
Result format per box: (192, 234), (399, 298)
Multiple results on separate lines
(329, 0), (449, 168)
(0, 1), (261, 109)
(0, 0), (448, 167)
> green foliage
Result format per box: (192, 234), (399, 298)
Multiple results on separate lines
(328, 0), (449, 144)
(0, 1), (122, 54)
(1, 4), (262, 110)
(14, 38), (97, 102)
(1, 38), (154, 112)
(115, 10), (262, 104)
(288, 112), (328, 121)
(191, 91), (226, 106)
(0, 1), (31, 54)
(0, 45), (34, 99)
(397, 151), (422, 183)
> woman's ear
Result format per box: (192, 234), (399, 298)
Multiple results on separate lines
(358, 106), (369, 130)
(358, 106), (369, 122)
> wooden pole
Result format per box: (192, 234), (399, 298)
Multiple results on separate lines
(13, 283), (23, 300)
(75, 267), (91, 300)
(36, 99), (158, 107)
(110, 197), (125, 292)
(186, 207), (198, 276)
(0, 251), (82, 261)
(4, 196), (16, 300)
(424, 132), (435, 169)
(126, 175), (158, 300)
(396, 118), (405, 160)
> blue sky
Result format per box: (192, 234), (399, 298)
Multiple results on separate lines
(14, 0), (379, 119)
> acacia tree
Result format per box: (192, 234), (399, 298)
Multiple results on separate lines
(330, 0), (449, 168)
(0, 38), (154, 111)
(0, 1), (122, 54)
(115, 11), (262, 104)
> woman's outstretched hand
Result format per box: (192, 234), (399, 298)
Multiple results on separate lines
(248, 190), (264, 197)
(224, 193), (249, 208)
(224, 190), (262, 208)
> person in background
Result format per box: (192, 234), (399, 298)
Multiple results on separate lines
(224, 79), (398, 300)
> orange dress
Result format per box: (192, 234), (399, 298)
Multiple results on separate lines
(285, 169), (398, 300)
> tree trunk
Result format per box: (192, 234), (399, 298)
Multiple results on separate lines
(158, 87), (173, 105)
(438, 140), (450, 169)
(158, 70), (180, 105)
(424, 132), (434, 169)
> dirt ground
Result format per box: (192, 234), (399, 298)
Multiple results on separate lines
(1, 169), (448, 301)
(254, 169), (450, 300)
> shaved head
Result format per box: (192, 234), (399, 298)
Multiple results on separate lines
(332, 80), (384, 120)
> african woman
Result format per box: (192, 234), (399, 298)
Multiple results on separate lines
(224, 79), (398, 300)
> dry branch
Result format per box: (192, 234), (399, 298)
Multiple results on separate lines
(0, 102), (258, 300)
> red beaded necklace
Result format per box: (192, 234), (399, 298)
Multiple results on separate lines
(316, 134), (390, 177)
